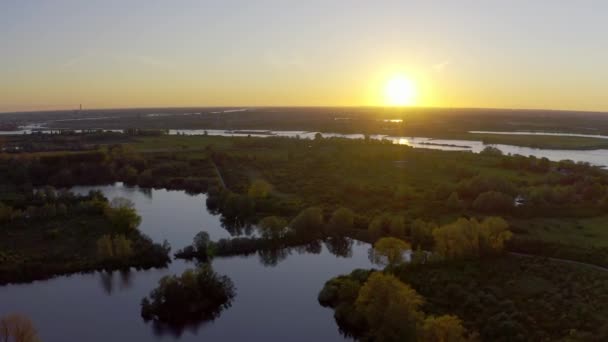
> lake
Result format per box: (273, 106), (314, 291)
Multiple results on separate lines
(0, 184), (374, 342)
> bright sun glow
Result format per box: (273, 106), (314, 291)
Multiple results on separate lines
(384, 75), (417, 106)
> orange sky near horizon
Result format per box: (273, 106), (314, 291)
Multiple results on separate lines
(1, 1), (607, 113)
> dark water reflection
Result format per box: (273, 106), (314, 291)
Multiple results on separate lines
(0, 184), (373, 342)
(325, 237), (355, 258)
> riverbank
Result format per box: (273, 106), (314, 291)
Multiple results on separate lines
(5, 124), (608, 151)
(464, 132), (608, 150)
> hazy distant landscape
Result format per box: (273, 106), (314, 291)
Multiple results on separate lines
(4, 107), (608, 135)
(4, 107), (608, 150)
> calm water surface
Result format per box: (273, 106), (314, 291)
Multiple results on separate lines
(0, 184), (373, 342)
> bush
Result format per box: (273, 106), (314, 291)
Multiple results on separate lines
(290, 207), (324, 237)
(327, 207), (355, 235)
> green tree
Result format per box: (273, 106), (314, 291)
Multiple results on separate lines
(105, 197), (141, 231)
(447, 192), (464, 210)
(410, 219), (436, 249)
(369, 214), (389, 239)
(369, 214), (405, 239)
(328, 207), (354, 235)
(355, 272), (424, 342)
(118, 165), (138, 183)
(472, 191), (514, 213)
(193, 231), (212, 253)
(480, 146), (503, 156)
(389, 216), (406, 236)
(290, 207), (324, 236)
(370, 237), (411, 267)
(393, 185), (414, 202)
(248, 179), (272, 198)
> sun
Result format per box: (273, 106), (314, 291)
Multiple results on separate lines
(384, 75), (417, 106)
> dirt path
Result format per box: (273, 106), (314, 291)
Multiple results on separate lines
(210, 159), (227, 189)
(509, 252), (608, 273)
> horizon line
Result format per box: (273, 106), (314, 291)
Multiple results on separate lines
(1, 105), (608, 116)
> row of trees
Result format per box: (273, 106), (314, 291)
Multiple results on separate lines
(0, 189), (109, 224)
(426, 169), (608, 216)
(367, 216), (512, 268)
(433, 217), (512, 259)
(255, 207), (513, 263)
(1, 193), (143, 246)
(96, 234), (134, 259)
(259, 206), (356, 240)
(206, 178), (288, 225)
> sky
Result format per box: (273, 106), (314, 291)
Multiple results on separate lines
(1, 0), (607, 112)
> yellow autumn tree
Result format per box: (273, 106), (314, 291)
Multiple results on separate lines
(248, 180), (272, 198)
(433, 217), (512, 260)
(478, 216), (512, 254)
(327, 207), (355, 235)
(113, 234), (133, 257)
(432, 218), (478, 259)
(421, 315), (471, 342)
(96, 235), (114, 259)
(355, 272), (424, 341)
(0, 314), (40, 342)
(370, 237), (411, 267)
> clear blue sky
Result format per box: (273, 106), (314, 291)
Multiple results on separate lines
(1, 0), (607, 112)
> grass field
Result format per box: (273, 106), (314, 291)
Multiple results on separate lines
(513, 216), (608, 248)
(131, 135), (235, 152)
(459, 133), (608, 150)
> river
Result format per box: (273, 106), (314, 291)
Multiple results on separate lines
(0, 184), (373, 342)
(170, 129), (608, 168)
(2, 127), (608, 167)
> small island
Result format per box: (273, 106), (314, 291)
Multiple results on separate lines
(141, 265), (235, 325)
